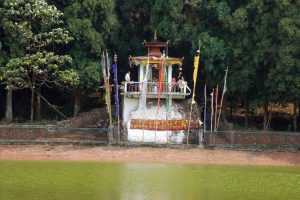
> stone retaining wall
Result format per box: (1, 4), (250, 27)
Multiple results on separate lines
(1, 126), (299, 150)
(203, 131), (300, 148)
(0, 125), (107, 144)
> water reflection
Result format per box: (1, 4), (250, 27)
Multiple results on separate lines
(120, 163), (176, 200)
(0, 161), (299, 200)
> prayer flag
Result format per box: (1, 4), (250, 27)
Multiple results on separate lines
(193, 56), (199, 83)
(193, 56), (199, 82)
(100, 51), (112, 130)
(100, 53), (107, 79)
(192, 56), (200, 104)
(210, 89), (214, 132)
(187, 48), (201, 144)
(112, 62), (119, 118)
(157, 66), (164, 112)
(214, 85), (218, 132)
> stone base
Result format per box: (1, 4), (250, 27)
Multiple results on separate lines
(127, 129), (185, 144)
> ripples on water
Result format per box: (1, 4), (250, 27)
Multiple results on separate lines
(0, 161), (299, 200)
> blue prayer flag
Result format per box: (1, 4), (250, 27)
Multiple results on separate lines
(112, 63), (119, 118)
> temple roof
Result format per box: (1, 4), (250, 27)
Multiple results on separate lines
(143, 31), (168, 48)
(129, 56), (182, 66)
(130, 34), (182, 66)
(144, 41), (168, 48)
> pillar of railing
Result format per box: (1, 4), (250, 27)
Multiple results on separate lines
(123, 81), (191, 95)
(124, 82), (127, 93)
(229, 131), (235, 144)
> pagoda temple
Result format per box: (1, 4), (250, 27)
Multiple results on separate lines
(122, 37), (199, 143)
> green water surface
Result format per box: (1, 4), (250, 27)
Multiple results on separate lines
(0, 161), (299, 200)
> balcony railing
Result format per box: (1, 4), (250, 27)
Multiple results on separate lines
(124, 82), (191, 97)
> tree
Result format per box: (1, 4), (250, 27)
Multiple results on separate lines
(266, 0), (300, 131)
(54, 0), (118, 116)
(209, 1), (257, 128)
(1, 0), (79, 120)
(204, 0), (299, 131)
(0, 0), (14, 121)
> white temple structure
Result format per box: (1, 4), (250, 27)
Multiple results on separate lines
(122, 38), (199, 143)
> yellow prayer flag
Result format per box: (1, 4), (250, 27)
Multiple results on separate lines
(193, 56), (199, 83)
(192, 55), (200, 104)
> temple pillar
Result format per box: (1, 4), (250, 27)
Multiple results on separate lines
(168, 64), (173, 107)
(167, 64), (173, 83)
(139, 64), (145, 82)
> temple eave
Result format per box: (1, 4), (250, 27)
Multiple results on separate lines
(130, 56), (182, 66)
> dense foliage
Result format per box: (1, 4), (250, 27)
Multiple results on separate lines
(1, 0), (79, 120)
(0, 0), (299, 130)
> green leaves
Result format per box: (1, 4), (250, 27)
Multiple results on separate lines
(4, 52), (78, 89)
(59, 0), (117, 90)
(1, 0), (79, 90)
(28, 28), (73, 52)
(57, 69), (79, 86)
(0, 0), (299, 121)
(3, 0), (63, 27)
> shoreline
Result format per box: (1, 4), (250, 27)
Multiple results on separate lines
(1, 145), (300, 167)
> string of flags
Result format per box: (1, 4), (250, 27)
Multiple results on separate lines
(203, 68), (228, 133)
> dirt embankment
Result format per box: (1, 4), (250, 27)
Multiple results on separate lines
(56, 108), (110, 128)
(1, 145), (300, 167)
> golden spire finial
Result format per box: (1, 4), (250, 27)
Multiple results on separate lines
(154, 30), (157, 40)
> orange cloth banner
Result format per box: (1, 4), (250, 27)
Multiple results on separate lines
(130, 119), (200, 131)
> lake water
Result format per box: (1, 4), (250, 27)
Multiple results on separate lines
(0, 161), (299, 200)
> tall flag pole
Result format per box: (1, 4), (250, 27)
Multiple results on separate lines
(163, 52), (170, 113)
(157, 55), (164, 113)
(214, 84), (218, 132)
(204, 84), (207, 132)
(141, 46), (150, 142)
(105, 50), (112, 128)
(140, 46), (150, 111)
(209, 88), (214, 144)
(217, 67), (228, 130)
(101, 51), (112, 143)
(210, 88), (214, 133)
(187, 44), (201, 144)
(112, 53), (120, 143)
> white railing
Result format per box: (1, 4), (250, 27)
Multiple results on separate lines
(124, 82), (191, 95)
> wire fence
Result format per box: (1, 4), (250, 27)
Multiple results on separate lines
(0, 125), (108, 145)
(0, 125), (299, 151)
(202, 131), (300, 151)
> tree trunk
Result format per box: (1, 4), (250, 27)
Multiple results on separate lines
(5, 87), (13, 121)
(263, 103), (269, 131)
(293, 101), (298, 132)
(30, 88), (35, 121)
(244, 95), (249, 129)
(230, 96), (233, 121)
(36, 89), (41, 119)
(73, 88), (81, 117)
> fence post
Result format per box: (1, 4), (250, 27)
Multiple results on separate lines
(284, 133), (287, 145)
(108, 125), (114, 144)
(198, 129), (204, 148)
(230, 131), (234, 145)
(33, 127), (35, 144)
